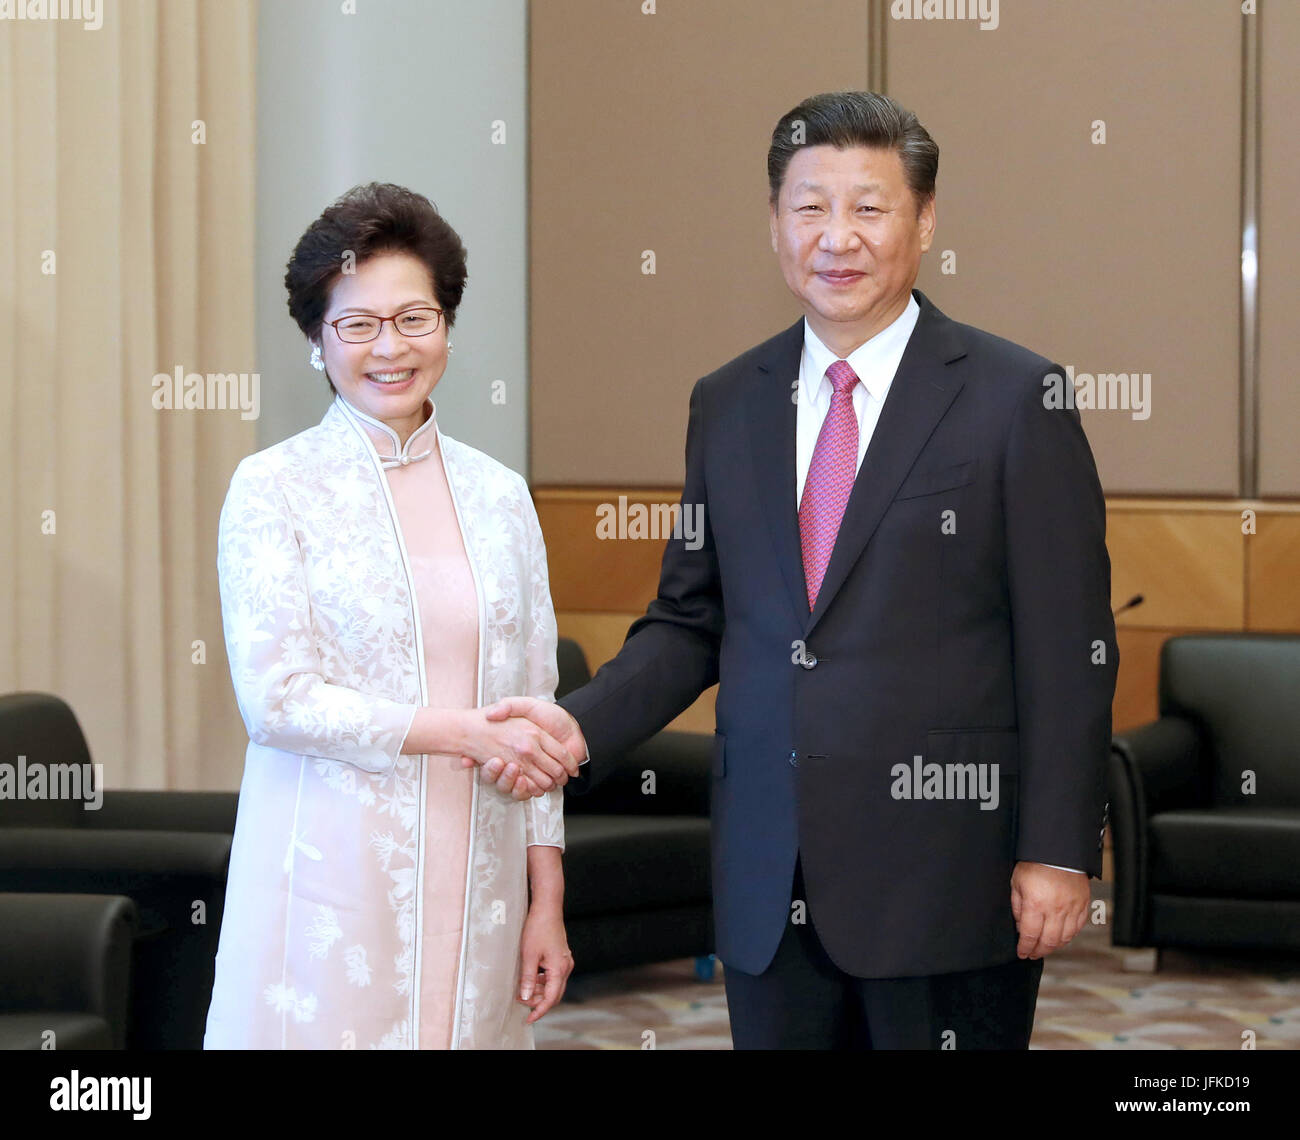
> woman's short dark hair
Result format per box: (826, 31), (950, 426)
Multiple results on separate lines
(767, 91), (938, 211)
(285, 182), (468, 390)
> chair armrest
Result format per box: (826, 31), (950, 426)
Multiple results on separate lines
(1108, 716), (1204, 946)
(1107, 745), (1146, 944)
(0, 892), (137, 1049)
(1111, 715), (1206, 817)
(0, 828), (233, 881)
(83, 790), (239, 834)
(564, 730), (711, 816)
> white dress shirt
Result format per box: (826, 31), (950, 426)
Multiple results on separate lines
(795, 294), (920, 509)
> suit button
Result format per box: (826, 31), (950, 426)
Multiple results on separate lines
(801, 653), (817, 670)
(789, 750), (798, 767)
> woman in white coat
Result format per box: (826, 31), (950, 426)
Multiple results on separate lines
(204, 183), (584, 1049)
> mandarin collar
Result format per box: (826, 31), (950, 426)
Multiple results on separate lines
(335, 393), (438, 469)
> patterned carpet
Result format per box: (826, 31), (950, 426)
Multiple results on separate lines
(536, 887), (1300, 1050)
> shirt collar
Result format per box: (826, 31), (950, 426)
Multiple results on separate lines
(334, 393), (439, 469)
(799, 292), (921, 404)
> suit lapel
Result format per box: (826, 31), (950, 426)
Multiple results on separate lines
(805, 290), (968, 636)
(745, 317), (808, 622)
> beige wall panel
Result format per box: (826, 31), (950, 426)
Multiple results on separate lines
(1248, 513), (1300, 632)
(888, 1), (1241, 495)
(529, 0), (869, 485)
(1259, 2), (1300, 495)
(1106, 507), (1244, 629)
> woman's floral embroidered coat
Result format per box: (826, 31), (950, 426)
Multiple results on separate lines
(204, 397), (563, 1050)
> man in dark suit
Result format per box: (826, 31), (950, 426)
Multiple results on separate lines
(482, 90), (1117, 1048)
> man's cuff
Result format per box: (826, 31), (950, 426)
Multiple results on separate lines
(1040, 863), (1087, 874)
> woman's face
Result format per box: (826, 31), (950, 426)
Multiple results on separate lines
(316, 251), (449, 440)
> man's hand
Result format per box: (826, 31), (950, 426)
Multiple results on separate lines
(454, 706), (579, 802)
(1010, 861), (1091, 959)
(459, 698), (588, 800)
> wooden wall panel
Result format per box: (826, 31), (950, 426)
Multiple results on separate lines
(537, 490), (1300, 748)
(1248, 512), (1300, 631)
(537, 490), (674, 613)
(1105, 506), (1244, 630)
(539, 490), (719, 733)
(1113, 628), (1173, 735)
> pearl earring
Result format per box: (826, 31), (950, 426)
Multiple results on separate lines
(310, 344), (324, 371)
(447, 342), (454, 355)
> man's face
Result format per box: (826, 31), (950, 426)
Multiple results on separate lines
(769, 144), (935, 348)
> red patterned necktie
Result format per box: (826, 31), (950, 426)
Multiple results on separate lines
(799, 360), (860, 610)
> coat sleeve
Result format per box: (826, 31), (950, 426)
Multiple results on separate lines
(1003, 364), (1118, 878)
(216, 456), (420, 774)
(517, 476), (565, 851)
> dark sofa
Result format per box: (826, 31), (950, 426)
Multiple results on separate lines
(0, 692), (235, 1049)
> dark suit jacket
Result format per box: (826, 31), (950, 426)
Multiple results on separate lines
(561, 288), (1117, 978)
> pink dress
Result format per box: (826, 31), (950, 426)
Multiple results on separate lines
(358, 403), (476, 1051)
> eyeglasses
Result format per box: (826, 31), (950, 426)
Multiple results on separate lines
(324, 306), (444, 343)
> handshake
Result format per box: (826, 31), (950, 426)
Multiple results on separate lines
(456, 697), (588, 800)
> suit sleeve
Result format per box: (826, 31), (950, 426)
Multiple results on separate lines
(217, 458), (420, 773)
(1003, 365), (1118, 878)
(516, 475), (565, 850)
(560, 377), (724, 792)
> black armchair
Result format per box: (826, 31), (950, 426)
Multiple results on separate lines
(0, 892), (137, 1049)
(1108, 634), (1300, 958)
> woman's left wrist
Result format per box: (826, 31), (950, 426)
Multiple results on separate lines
(527, 891), (563, 916)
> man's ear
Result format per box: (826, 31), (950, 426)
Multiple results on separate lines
(768, 201), (779, 253)
(918, 194), (937, 254)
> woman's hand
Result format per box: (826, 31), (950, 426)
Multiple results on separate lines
(518, 903), (573, 1024)
(458, 708), (575, 796)
(470, 697), (587, 800)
